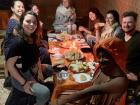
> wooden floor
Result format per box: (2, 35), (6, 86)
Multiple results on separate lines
(0, 38), (5, 79)
(0, 30), (5, 79)
(0, 79), (10, 105)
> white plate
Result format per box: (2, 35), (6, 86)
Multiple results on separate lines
(48, 33), (57, 38)
(72, 73), (91, 83)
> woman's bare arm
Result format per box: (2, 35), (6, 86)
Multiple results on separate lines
(6, 56), (35, 95)
(79, 26), (92, 35)
(6, 56), (25, 85)
(57, 77), (128, 105)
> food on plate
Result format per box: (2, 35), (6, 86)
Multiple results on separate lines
(64, 50), (84, 61)
(57, 34), (65, 40)
(49, 48), (60, 54)
(60, 41), (71, 48)
(56, 33), (71, 41)
(69, 61), (96, 73)
(68, 61), (87, 73)
(80, 74), (87, 81)
(80, 39), (86, 44)
(72, 73), (91, 83)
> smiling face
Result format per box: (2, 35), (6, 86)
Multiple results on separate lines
(11, 1), (25, 18)
(105, 13), (115, 26)
(22, 14), (37, 35)
(32, 5), (39, 15)
(122, 16), (136, 33)
(89, 12), (96, 21)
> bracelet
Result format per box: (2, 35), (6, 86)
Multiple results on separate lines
(21, 80), (27, 86)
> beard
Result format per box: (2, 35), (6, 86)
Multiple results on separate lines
(123, 27), (135, 34)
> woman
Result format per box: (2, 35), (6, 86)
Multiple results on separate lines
(79, 7), (104, 35)
(3, 0), (25, 87)
(4, 0), (25, 59)
(95, 10), (122, 42)
(78, 7), (105, 47)
(52, 37), (128, 105)
(28, 4), (52, 65)
(53, 0), (76, 33)
(28, 4), (43, 27)
(5, 11), (50, 105)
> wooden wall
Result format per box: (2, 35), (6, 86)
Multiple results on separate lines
(38, 0), (91, 30)
(0, 10), (10, 29)
(2, 0), (140, 30)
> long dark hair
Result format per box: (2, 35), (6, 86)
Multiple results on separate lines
(14, 11), (41, 45)
(27, 3), (39, 11)
(10, 0), (24, 14)
(107, 10), (120, 24)
(88, 7), (104, 30)
(89, 7), (104, 22)
(11, 0), (23, 8)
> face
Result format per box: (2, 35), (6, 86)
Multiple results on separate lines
(89, 12), (96, 21)
(32, 5), (39, 15)
(105, 13), (115, 26)
(11, 1), (25, 17)
(97, 50), (116, 75)
(22, 14), (37, 35)
(122, 16), (136, 33)
(62, 0), (70, 8)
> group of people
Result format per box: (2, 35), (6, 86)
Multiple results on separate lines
(3, 0), (52, 105)
(53, 0), (140, 104)
(1, 0), (140, 105)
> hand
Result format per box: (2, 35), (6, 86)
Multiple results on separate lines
(94, 23), (100, 30)
(57, 99), (65, 105)
(23, 81), (35, 95)
(79, 26), (86, 32)
(111, 92), (124, 103)
(126, 72), (138, 81)
(135, 85), (140, 96)
(50, 100), (60, 105)
(38, 70), (44, 82)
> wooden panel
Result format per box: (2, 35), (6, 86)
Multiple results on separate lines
(0, 10), (10, 29)
(32, 0), (90, 30)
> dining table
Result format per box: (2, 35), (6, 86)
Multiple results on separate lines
(47, 32), (99, 104)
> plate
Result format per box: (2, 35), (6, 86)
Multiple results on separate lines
(48, 48), (60, 54)
(64, 50), (84, 61)
(56, 34), (65, 40)
(47, 33), (57, 38)
(72, 73), (91, 83)
(59, 41), (72, 48)
(52, 53), (63, 59)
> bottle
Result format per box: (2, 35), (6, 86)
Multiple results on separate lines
(67, 21), (72, 34)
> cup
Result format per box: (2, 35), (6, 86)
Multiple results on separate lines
(72, 24), (77, 34)
(57, 70), (69, 80)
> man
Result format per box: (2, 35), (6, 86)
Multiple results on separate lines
(121, 11), (140, 104)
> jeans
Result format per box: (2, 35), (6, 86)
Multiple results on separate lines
(42, 64), (53, 78)
(5, 83), (50, 105)
(32, 83), (50, 105)
(5, 88), (36, 105)
(10, 69), (50, 105)
(85, 35), (96, 48)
